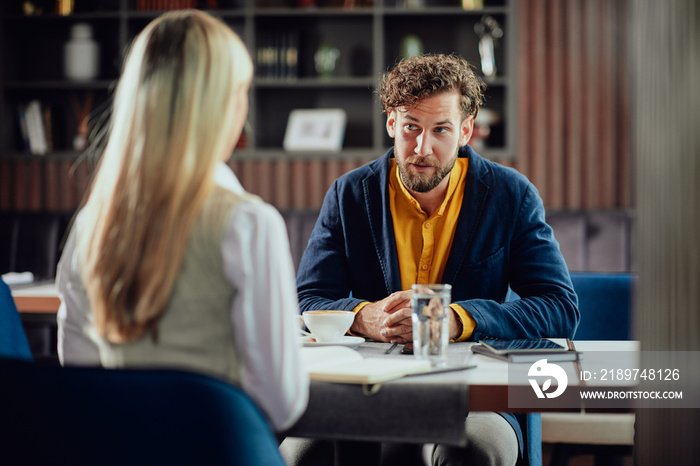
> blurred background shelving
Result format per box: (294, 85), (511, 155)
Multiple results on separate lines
(0, 0), (516, 213)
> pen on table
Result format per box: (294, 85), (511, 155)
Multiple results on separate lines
(405, 363), (477, 377)
(385, 341), (398, 354)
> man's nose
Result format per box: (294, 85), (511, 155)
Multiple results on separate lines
(415, 131), (431, 155)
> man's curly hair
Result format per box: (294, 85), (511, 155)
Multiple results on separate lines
(377, 54), (486, 119)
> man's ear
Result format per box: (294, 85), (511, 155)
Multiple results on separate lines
(459, 116), (475, 147)
(386, 111), (397, 138)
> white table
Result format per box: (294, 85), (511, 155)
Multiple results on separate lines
(285, 340), (641, 447)
(10, 281), (59, 313)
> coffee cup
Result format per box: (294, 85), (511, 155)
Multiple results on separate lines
(302, 310), (355, 343)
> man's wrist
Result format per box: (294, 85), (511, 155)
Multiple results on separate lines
(449, 303), (475, 341)
(348, 301), (371, 336)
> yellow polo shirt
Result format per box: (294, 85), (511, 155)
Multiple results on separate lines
(388, 158), (476, 341)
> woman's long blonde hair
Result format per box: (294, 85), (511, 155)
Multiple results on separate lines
(77, 10), (252, 343)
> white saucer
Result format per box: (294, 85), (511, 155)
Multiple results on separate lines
(301, 336), (365, 348)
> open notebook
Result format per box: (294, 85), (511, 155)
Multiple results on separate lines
(301, 346), (432, 384)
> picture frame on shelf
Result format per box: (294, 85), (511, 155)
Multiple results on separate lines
(283, 108), (347, 153)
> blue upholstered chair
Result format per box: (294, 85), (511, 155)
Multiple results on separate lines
(0, 362), (285, 466)
(542, 272), (636, 466)
(0, 277), (33, 361)
(570, 272), (634, 341)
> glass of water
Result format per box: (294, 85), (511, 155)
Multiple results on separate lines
(411, 284), (452, 367)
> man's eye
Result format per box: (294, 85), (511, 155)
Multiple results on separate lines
(405, 124), (418, 131)
(435, 127), (448, 134)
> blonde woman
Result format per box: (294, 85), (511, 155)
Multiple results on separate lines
(56, 10), (308, 431)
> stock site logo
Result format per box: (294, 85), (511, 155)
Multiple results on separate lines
(528, 359), (568, 398)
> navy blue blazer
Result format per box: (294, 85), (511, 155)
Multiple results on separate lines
(297, 146), (579, 341)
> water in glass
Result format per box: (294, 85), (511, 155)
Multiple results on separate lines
(411, 284), (451, 367)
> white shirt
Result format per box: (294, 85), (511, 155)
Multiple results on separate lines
(57, 163), (309, 431)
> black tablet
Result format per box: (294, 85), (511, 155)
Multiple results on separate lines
(479, 338), (568, 353)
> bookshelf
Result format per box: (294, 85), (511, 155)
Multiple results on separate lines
(0, 0), (517, 211)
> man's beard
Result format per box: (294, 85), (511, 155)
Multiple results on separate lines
(396, 149), (458, 193)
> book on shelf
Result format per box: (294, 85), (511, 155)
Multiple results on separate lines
(471, 338), (581, 364)
(42, 105), (54, 153)
(256, 30), (299, 80)
(56, 0), (73, 15)
(273, 160), (291, 209)
(28, 100), (47, 155)
(12, 159), (43, 211)
(27, 159), (43, 210)
(0, 160), (12, 210)
(136, 0), (198, 11)
(58, 159), (80, 211)
(291, 159), (306, 210)
(44, 159), (61, 211)
(23, 100), (48, 156)
(17, 100), (52, 156)
(307, 158), (326, 208)
(301, 346), (432, 384)
(17, 106), (30, 153)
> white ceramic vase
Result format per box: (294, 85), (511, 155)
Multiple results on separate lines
(64, 23), (99, 81)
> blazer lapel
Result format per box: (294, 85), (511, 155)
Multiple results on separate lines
(443, 149), (490, 284)
(363, 152), (402, 293)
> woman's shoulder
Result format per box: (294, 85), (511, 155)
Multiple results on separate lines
(209, 186), (285, 230)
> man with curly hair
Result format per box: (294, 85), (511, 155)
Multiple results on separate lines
(293, 54), (578, 465)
